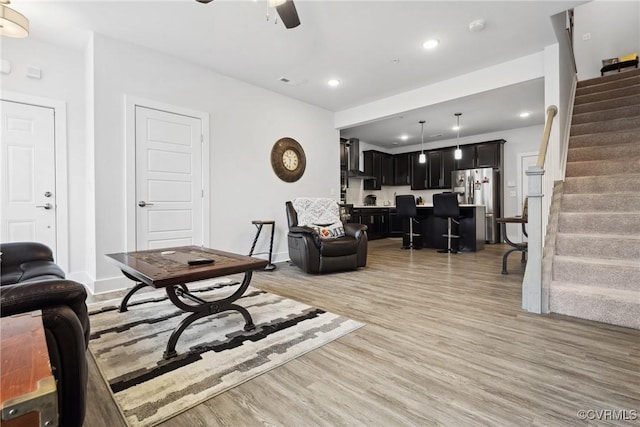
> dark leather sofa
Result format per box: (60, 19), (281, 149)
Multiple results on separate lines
(286, 201), (368, 274)
(0, 242), (89, 427)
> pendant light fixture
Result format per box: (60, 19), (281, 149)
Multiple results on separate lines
(0, 1), (29, 38)
(418, 120), (426, 164)
(454, 113), (462, 160)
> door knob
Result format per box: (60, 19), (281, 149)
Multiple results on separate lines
(138, 201), (155, 207)
(44, 191), (52, 197)
(36, 203), (53, 210)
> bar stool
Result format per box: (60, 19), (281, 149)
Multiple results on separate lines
(248, 220), (276, 271)
(396, 195), (421, 250)
(433, 192), (461, 254)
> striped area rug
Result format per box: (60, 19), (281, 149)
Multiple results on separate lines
(88, 281), (364, 427)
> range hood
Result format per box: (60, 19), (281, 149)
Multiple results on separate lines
(347, 138), (375, 179)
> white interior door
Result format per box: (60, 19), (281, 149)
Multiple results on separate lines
(135, 106), (203, 250)
(1, 100), (57, 253)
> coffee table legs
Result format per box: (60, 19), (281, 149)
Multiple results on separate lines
(163, 271), (255, 360)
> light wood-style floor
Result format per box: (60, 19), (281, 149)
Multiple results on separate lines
(85, 239), (640, 426)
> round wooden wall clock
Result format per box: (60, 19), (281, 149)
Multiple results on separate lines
(271, 137), (306, 182)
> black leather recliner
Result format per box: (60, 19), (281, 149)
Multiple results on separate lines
(0, 242), (89, 427)
(285, 201), (368, 274)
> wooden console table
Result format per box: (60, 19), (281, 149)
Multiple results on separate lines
(0, 311), (58, 427)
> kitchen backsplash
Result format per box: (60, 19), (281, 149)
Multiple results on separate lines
(346, 179), (446, 206)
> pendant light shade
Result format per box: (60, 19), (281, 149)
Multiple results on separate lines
(454, 113), (462, 160)
(418, 120), (426, 164)
(0, 3), (29, 38)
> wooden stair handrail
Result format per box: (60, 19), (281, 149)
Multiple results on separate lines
(537, 105), (558, 168)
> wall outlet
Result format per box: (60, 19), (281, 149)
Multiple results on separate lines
(509, 190), (517, 197)
(582, 32), (591, 41)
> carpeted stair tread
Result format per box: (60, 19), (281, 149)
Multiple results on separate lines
(568, 128), (640, 148)
(571, 104), (640, 125)
(573, 94), (640, 115)
(565, 157), (640, 177)
(563, 174), (640, 194)
(570, 116), (640, 136)
(557, 212), (640, 235)
(574, 85), (640, 105)
(561, 193), (640, 212)
(549, 282), (640, 330)
(552, 256), (640, 291)
(577, 67), (640, 88)
(567, 142), (640, 162)
(555, 233), (640, 260)
(576, 73), (640, 96)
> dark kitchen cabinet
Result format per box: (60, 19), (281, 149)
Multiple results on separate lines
(454, 145), (476, 170)
(393, 153), (410, 186)
(388, 210), (404, 237)
(410, 152), (428, 190)
(364, 150), (393, 189)
(353, 208), (387, 240)
(476, 142), (502, 168)
(427, 148), (455, 189)
(381, 153), (394, 186)
(363, 150), (381, 190)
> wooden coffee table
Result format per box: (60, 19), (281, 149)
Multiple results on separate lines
(105, 246), (268, 359)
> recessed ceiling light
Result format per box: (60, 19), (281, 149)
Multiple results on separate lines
(452, 125), (460, 131)
(392, 142), (399, 145)
(422, 39), (439, 50)
(519, 112), (531, 118)
(327, 79), (340, 87)
(469, 19), (486, 32)
(391, 58), (400, 64)
(429, 133), (444, 138)
(400, 134), (409, 141)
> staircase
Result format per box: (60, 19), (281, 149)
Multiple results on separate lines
(547, 68), (640, 329)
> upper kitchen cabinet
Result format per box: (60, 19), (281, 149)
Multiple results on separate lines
(410, 152), (427, 190)
(393, 153), (411, 186)
(454, 145), (476, 170)
(428, 148), (455, 189)
(381, 153), (394, 186)
(475, 140), (504, 168)
(363, 150), (393, 190)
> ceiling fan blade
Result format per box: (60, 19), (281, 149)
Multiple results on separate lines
(275, 0), (301, 29)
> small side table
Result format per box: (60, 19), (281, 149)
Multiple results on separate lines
(248, 220), (277, 271)
(1, 311), (58, 427)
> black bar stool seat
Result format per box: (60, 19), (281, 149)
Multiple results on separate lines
(249, 220), (276, 271)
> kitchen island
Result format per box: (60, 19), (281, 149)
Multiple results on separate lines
(352, 205), (486, 251)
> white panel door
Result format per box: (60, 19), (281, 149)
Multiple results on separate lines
(135, 106), (203, 250)
(0, 101), (57, 252)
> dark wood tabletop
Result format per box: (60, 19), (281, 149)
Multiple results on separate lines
(105, 246), (269, 288)
(496, 216), (528, 224)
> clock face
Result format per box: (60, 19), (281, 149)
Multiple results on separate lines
(282, 149), (299, 171)
(271, 138), (306, 182)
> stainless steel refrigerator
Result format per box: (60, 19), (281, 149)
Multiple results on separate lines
(452, 168), (501, 243)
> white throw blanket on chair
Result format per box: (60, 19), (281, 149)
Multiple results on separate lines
(292, 198), (345, 239)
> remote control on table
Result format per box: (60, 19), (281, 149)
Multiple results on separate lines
(187, 258), (214, 266)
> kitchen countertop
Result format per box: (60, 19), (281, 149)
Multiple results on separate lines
(353, 204), (484, 208)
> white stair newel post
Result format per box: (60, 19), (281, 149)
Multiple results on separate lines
(522, 166), (545, 313)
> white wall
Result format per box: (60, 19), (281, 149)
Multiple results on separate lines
(89, 34), (338, 292)
(0, 37), (88, 276)
(573, 0), (640, 80)
(1, 34), (338, 294)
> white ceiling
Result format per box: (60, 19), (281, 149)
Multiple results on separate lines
(13, 0), (586, 146)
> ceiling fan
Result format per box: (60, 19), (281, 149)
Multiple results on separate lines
(195, 0), (301, 29)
